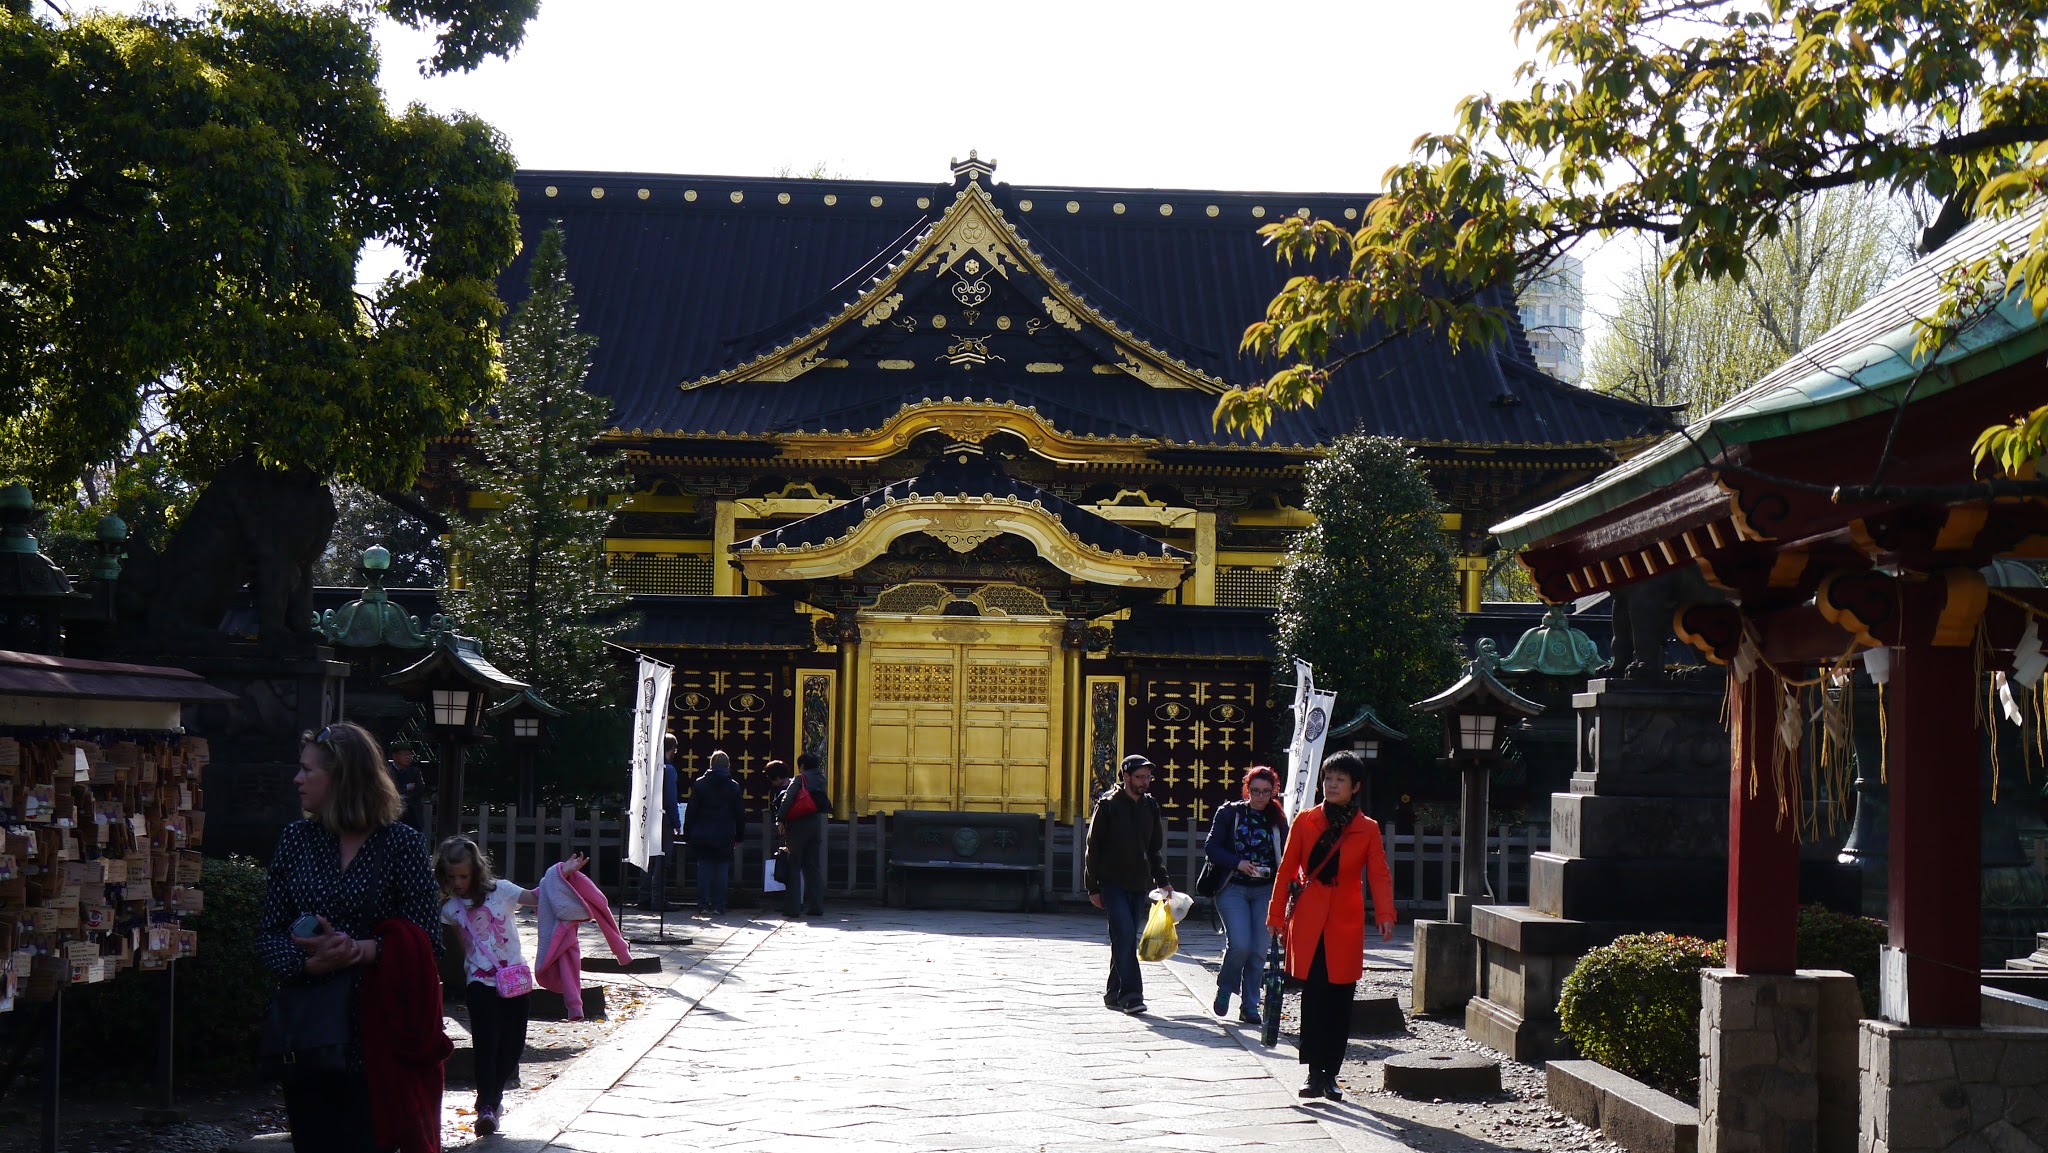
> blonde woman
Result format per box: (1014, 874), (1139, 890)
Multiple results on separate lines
(258, 722), (440, 1153)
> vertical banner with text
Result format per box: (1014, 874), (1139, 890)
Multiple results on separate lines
(626, 655), (674, 870)
(1284, 659), (1337, 818)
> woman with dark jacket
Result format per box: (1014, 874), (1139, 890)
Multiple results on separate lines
(683, 749), (745, 915)
(1266, 750), (1396, 1102)
(1204, 765), (1289, 1024)
(258, 722), (444, 1153)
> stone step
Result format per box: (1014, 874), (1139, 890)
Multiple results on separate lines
(1547, 1059), (1699, 1153)
(1471, 903), (1586, 954)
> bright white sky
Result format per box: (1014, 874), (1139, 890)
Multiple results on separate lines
(92, 0), (1627, 345)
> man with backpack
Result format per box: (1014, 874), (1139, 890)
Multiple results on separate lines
(775, 752), (831, 918)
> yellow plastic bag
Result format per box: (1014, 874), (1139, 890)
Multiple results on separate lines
(1137, 898), (1179, 962)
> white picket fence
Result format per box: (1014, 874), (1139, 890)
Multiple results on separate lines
(418, 802), (1539, 914)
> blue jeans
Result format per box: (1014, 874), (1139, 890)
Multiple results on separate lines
(1099, 884), (1149, 1008)
(695, 854), (732, 912)
(1215, 879), (1273, 1012)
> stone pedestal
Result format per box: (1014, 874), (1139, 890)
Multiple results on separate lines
(1859, 1021), (2048, 1152)
(1413, 918), (1476, 1015)
(1698, 969), (1859, 1153)
(1467, 677), (1729, 1061)
(171, 651), (350, 860)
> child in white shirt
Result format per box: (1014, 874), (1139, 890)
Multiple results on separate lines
(434, 836), (586, 1135)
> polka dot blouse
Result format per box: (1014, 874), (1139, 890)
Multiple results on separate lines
(258, 819), (442, 1068)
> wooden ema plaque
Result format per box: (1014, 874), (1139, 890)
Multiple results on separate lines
(0, 734), (208, 1006)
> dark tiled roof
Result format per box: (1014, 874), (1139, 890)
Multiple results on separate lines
(739, 451), (1188, 560)
(623, 595), (816, 650)
(0, 648), (238, 703)
(1113, 606), (1277, 660)
(505, 169), (1665, 451)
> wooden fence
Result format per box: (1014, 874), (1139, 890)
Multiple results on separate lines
(418, 803), (1537, 916)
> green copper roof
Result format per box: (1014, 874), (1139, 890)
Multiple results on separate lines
(1497, 605), (1610, 677)
(317, 548), (431, 650)
(1493, 209), (2048, 551)
(1413, 639), (1545, 717)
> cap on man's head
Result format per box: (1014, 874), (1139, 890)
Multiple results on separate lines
(1120, 754), (1154, 776)
(390, 738), (415, 752)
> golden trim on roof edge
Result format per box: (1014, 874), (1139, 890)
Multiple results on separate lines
(731, 496), (1188, 590)
(679, 183), (1235, 394)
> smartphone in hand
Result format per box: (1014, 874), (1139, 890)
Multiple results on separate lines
(290, 912), (322, 938)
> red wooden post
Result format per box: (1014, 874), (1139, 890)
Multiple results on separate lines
(1727, 665), (1799, 973)
(1887, 642), (1980, 1026)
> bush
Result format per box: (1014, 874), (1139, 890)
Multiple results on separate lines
(1798, 903), (1887, 1014)
(60, 855), (275, 1086)
(1558, 933), (1725, 1100)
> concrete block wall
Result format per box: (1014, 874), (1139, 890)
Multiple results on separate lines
(1860, 1022), (2048, 1152)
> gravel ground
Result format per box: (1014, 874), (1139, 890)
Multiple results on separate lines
(1185, 926), (1627, 1153)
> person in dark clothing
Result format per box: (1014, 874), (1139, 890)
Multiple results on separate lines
(1084, 753), (1173, 1015)
(387, 739), (424, 831)
(639, 734), (681, 909)
(260, 721), (442, 1153)
(683, 749), (745, 915)
(775, 753), (830, 917)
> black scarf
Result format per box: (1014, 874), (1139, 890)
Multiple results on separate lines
(1308, 801), (1358, 886)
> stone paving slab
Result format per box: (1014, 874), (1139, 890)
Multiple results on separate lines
(504, 907), (1413, 1151)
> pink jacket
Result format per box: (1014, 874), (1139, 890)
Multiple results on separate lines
(534, 864), (631, 1019)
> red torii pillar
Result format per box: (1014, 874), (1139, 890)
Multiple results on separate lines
(1885, 637), (1981, 1025)
(1726, 664), (1799, 973)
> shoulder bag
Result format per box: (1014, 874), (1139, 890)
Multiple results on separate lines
(1282, 820), (1347, 924)
(1194, 804), (1237, 899)
(258, 973), (353, 1083)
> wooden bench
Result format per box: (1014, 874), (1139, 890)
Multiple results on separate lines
(886, 810), (1046, 911)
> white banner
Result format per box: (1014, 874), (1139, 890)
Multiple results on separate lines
(626, 655), (673, 870)
(1283, 660), (1337, 818)
(1287, 689), (1338, 817)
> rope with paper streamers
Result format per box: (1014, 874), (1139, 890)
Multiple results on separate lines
(1980, 590), (2048, 806)
(1726, 620), (1861, 839)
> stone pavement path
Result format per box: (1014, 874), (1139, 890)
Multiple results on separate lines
(500, 907), (1415, 1153)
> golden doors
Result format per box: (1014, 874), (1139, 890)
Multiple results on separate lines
(857, 615), (1063, 814)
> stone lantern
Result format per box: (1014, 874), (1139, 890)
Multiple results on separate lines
(0, 484), (77, 656)
(386, 624), (526, 838)
(487, 688), (562, 818)
(1412, 639), (1544, 920)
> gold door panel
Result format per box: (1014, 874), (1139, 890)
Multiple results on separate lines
(857, 618), (1063, 815)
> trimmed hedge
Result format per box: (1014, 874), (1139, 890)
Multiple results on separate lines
(1796, 903), (1887, 1014)
(1557, 932), (1725, 1099)
(60, 855), (275, 1086)
(1558, 908), (1889, 1102)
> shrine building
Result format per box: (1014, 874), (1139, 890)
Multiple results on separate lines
(431, 155), (1665, 823)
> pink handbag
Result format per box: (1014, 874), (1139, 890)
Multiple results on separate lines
(465, 904), (534, 998)
(492, 963), (534, 998)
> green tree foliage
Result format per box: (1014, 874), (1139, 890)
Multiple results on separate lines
(444, 225), (629, 710)
(316, 482), (447, 587)
(0, 0), (533, 499)
(1588, 191), (1907, 419)
(1221, 0), (2048, 457)
(1276, 435), (1461, 740)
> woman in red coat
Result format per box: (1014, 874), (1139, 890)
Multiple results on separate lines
(1266, 750), (1396, 1101)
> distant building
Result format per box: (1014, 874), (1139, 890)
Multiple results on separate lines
(1518, 255), (1584, 385)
